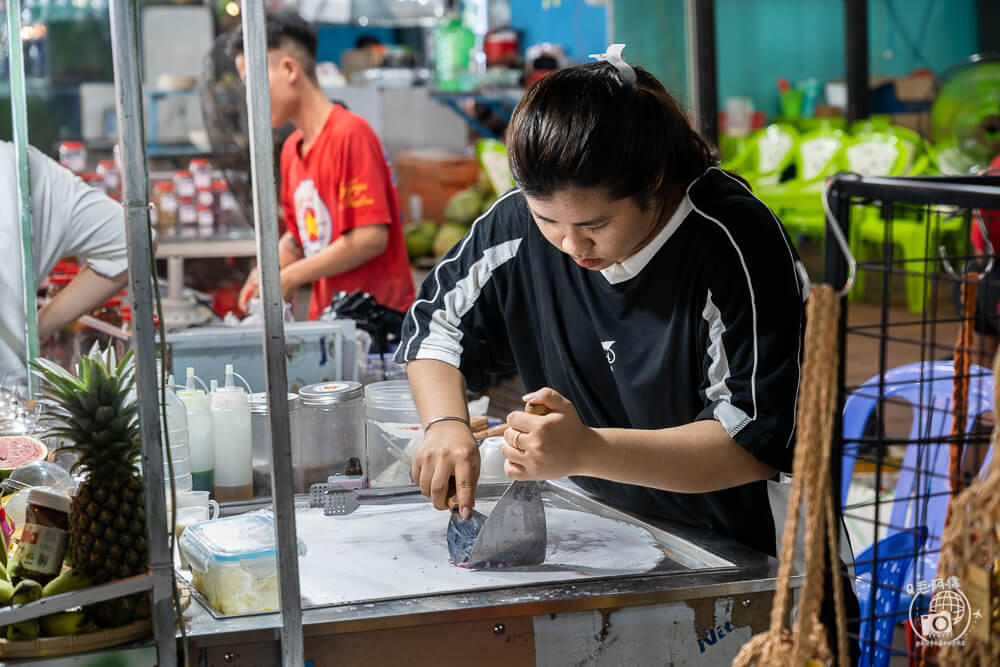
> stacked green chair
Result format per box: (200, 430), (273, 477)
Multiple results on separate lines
(845, 129), (959, 312)
(719, 134), (750, 172)
(758, 124), (847, 243)
(885, 126), (931, 176)
(738, 123), (799, 188)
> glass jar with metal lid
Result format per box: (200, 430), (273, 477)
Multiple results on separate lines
(298, 381), (366, 489)
(364, 380), (423, 488)
(249, 392), (302, 496)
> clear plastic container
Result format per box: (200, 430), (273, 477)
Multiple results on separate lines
(179, 514), (306, 615)
(364, 380), (422, 488)
(248, 392), (302, 496)
(299, 381), (365, 488)
(161, 372), (192, 493)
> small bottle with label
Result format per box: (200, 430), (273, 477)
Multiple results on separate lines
(8, 489), (71, 585)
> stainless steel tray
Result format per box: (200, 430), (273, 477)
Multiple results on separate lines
(179, 480), (741, 621)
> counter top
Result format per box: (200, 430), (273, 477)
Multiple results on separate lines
(180, 481), (794, 646)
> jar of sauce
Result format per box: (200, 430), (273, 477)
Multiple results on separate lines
(97, 160), (121, 198)
(8, 489), (71, 584)
(58, 141), (86, 173)
(153, 182), (178, 236)
(189, 158), (213, 190)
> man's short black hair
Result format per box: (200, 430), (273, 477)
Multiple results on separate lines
(227, 9), (319, 82)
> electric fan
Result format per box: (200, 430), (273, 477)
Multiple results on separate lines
(930, 55), (1000, 175)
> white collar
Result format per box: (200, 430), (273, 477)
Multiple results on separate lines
(599, 195), (694, 285)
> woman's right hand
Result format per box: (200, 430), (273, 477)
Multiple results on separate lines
(411, 421), (480, 518)
(238, 267), (260, 313)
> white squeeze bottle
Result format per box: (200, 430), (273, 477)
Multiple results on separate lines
(210, 364), (253, 501)
(176, 367), (214, 493)
(158, 364), (192, 494)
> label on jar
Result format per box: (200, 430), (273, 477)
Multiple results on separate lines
(15, 523), (68, 576)
(179, 202), (197, 225)
(314, 383), (349, 393)
(161, 192), (178, 213)
(194, 172), (212, 190)
(197, 190), (214, 207)
(220, 190), (238, 211)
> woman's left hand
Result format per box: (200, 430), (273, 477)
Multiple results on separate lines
(502, 387), (601, 480)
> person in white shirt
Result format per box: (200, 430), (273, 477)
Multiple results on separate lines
(1, 141), (129, 389)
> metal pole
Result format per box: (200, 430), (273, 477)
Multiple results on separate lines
(684, 0), (719, 145)
(106, 1), (177, 664)
(239, 2), (304, 665)
(845, 0), (869, 123)
(6, 0), (39, 396)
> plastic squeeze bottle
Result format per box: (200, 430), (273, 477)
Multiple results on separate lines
(176, 367), (214, 493)
(209, 364), (253, 501)
(158, 365), (191, 493)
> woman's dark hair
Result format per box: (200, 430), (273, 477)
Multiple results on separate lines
(507, 62), (717, 211)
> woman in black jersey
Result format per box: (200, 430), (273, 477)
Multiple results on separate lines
(395, 45), (858, 661)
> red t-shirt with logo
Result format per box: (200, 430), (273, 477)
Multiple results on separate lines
(281, 105), (415, 319)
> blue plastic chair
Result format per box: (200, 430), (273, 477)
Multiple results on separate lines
(854, 527), (929, 667)
(842, 361), (993, 623)
(841, 361), (993, 509)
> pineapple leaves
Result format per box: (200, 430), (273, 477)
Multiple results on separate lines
(30, 357), (84, 394)
(32, 344), (142, 459)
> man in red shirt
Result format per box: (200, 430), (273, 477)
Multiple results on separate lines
(230, 10), (415, 319)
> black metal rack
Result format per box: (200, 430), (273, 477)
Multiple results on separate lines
(825, 172), (1000, 665)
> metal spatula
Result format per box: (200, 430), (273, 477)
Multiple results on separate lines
(466, 403), (549, 569)
(446, 478), (488, 564)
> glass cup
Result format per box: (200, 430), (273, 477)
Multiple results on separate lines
(171, 492), (219, 569)
(173, 490), (220, 516)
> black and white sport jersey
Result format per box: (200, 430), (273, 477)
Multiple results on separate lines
(396, 167), (808, 557)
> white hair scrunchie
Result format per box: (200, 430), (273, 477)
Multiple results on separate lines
(588, 43), (637, 86)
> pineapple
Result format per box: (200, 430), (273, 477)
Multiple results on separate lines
(32, 346), (150, 627)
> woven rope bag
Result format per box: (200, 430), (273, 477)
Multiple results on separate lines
(936, 344), (1000, 667)
(732, 285), (849, 667)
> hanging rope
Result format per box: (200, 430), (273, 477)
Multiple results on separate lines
(732, 285), (849, 667)
(947, 274), (978, 504)
(935, 346), (1000, 666)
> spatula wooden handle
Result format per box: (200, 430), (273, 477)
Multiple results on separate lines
(524, 402), (550, 416)
(473, 423), (508, 439)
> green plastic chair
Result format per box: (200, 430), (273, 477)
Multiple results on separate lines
(758, 126), (847, 243)
(848, 115), (893, 135)
(885, 126), (931, 176)
(740, 123), (799, 188)
(846, 129), (965, 311)
(719, 134), (751, 172)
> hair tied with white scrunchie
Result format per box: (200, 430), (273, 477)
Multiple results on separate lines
(588, 43), (637, 86)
